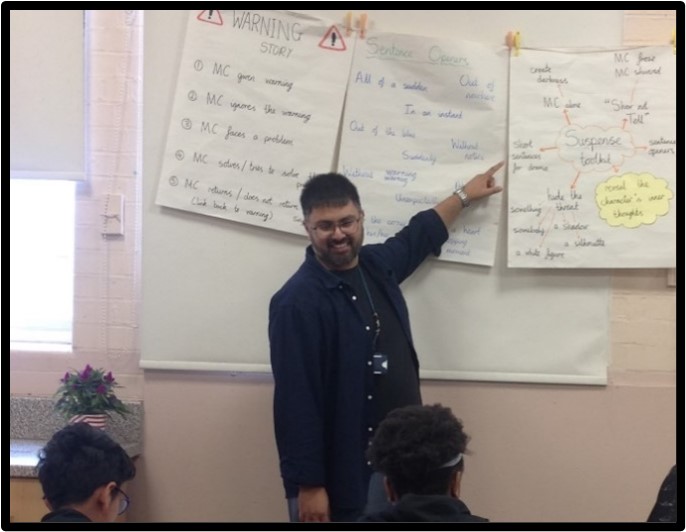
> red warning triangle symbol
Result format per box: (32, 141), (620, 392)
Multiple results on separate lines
(318, 25), (346, 51)
(197, 10), (223, 25)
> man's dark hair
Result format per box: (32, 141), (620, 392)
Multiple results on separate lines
(300, 173), (361, 217)
(37, 422), (136, 509)
(367, 403), (469, 498)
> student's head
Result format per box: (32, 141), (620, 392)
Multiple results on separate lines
(300, 173), (365, 270)
(37, 422), (136, 522)
(367, 403), (469, 501)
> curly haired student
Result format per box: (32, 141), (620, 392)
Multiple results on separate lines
(360, 403), (488, 522)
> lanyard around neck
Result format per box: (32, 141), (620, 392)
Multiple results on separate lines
(358, 266), (381, 348)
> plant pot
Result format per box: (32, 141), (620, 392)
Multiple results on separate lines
(69, 414), (108, 430)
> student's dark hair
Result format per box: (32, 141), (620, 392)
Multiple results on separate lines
(300, 173), (361, 217)
(37, 422), (136, 509)
(366, 403), (469, 498)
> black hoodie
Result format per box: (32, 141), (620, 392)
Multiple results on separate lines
(359, 494), (488, 522)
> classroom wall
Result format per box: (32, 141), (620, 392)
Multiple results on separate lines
(128, 367), (675, 523)
(132, 10), (676, 523)
(10, 9), (676, 524)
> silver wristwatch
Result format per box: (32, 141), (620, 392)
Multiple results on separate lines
(454, 187), (471, 208)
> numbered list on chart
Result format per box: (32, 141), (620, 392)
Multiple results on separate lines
(155, 10), (353, 234)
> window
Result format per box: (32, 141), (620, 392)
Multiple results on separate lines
(10, 180), (75, 348)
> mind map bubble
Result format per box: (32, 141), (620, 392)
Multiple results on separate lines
(556, 125), (634, 173)
(596, 172), (673, 228)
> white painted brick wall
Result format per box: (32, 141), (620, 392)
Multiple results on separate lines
(70, 10), (143, 391)
(610, 10), (678, 375)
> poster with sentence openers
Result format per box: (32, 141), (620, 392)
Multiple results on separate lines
(339, 33), (508, 266)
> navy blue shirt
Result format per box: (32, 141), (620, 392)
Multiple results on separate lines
(269, 209), (448, 515)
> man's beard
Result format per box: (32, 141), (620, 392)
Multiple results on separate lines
(315, 234), (362, 270)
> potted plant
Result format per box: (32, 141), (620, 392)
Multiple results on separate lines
(54, 364), (130, 429)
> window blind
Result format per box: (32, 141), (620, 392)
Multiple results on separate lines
(10, 10), (85, 180)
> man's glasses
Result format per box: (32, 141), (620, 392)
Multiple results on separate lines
(309, 216), (361, 235)
(114, 487), (130, 515)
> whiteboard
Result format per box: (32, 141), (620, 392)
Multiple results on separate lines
(142, 10), (619, 384)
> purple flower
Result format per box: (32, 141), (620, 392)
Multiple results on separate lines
(55, 365), (130, 419)
(80, 364), (93, 380)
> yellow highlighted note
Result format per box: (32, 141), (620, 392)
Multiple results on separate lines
(596, 172), (673, 228)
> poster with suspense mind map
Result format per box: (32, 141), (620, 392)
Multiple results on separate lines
(155, 10), (354, 233)
(508, 46), (676, 268)
(339, 33), (508, 266)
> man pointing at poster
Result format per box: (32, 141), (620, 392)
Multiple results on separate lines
(269, 161), (504, 522)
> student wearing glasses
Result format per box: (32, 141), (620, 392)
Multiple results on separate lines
(269, 162), (503, 522)
(37, 422), (135, 522)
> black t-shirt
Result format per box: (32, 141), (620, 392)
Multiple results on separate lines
(41, 508), (92, 522)
(334, 264), (421, 424)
